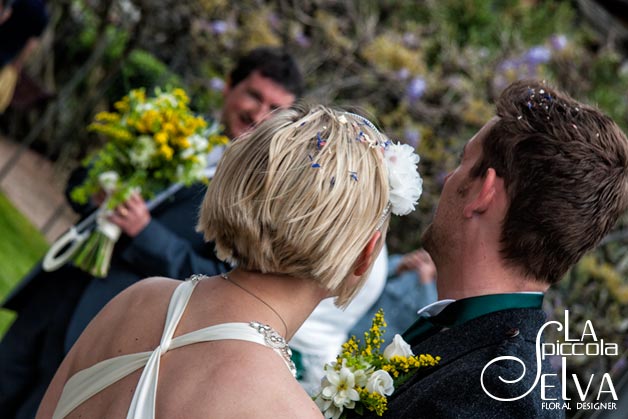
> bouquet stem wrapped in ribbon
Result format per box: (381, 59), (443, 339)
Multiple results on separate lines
(43, 87), (228, 277)
(72, 215), (121, 278)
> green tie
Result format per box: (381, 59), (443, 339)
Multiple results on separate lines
(403, 293), (544, 346)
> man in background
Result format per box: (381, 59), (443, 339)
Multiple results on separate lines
(0, 46), (303, 419)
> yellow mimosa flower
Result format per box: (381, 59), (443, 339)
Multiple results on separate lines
(154, 131), (168, 145)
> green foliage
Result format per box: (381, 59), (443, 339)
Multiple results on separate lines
(0, 193), (49, 337)
(109, 50), (182, 104)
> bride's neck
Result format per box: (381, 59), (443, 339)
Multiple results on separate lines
(225, 268), (328, 340)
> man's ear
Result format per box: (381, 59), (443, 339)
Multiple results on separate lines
(353, 231), (382, 276)
(463, 168), (498, 218)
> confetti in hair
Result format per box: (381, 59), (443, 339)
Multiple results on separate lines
(525, 87), (553, 112)
(316, 132), (327, 150)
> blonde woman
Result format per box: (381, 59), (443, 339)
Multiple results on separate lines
(37, 104), (422, 419)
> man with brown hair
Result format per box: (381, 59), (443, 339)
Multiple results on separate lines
(352, 80), (628, 418)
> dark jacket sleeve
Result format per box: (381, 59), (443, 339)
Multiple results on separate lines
(119, 219), (229, 278)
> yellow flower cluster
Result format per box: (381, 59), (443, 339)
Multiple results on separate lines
(361, 310), (387, 357)
(383, 354), (441, 378)
(358, 387), (388, 416)
(89, 88), (226, 162)
(72, 87), (227, 210)
(87, 122), (134, 142)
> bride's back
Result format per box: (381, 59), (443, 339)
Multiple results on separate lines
(59, 277), (315, 418)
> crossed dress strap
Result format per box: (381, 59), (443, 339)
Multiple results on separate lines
(125, 276), (200, 418)
(52, 276), (296, 419)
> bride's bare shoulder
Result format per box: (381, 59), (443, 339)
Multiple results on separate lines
(171, 343), (323, 418)
(71, 277), (180, 355)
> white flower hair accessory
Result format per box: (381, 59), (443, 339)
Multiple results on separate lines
(384, 142), (422, 216)
(344, 113), (423, 217)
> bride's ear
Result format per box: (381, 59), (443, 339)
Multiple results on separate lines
(353, 231), (382, 276)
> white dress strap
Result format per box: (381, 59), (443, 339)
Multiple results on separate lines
(52, 277), (296, 419)
(126, 278), (199, 418)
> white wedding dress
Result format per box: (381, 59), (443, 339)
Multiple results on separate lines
(52, 275), (296, 419)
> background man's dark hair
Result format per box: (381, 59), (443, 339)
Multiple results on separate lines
(471, 79), (628, 284)
(228, 47), (304, 97)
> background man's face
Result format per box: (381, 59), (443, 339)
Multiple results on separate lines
(222, 70), (296, 139)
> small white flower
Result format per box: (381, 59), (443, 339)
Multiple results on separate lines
(366, 369), (394, 396)
(352, 366), (370, 388)
(384, 142), (422, 215)
(180, 147), (196, 159)
(129, 135), (156, 168)
(383, 334), (414, 360)
(98, 171), (119, 193)
(136, 102), (156, 112)
(188, 133), (208, 151)
(319, 364), (360, 414)
(314, 395), (343, 419)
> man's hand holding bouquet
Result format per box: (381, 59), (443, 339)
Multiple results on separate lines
(57, 87), (228, 277)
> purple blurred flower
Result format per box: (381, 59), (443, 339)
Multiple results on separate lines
(404, 128), (421, 148)
(550, 34), (568, 51)
(268, 12), (280, 29)
(209, 77), (225, 92)
(396, 68), (410, 80)
(402, 32), (418, 48)
(525, 46), (551, 65)
(406, 77), (426, 102)
(295, 31), (311, 48)
(210, 20), (229, 35)
(497, 58), (520, 72)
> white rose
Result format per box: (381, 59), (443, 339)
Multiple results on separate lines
(366, 369), (394, 396)
(383, 334), (414, 359)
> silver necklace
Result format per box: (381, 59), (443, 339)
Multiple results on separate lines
(221, 272), (289, 337)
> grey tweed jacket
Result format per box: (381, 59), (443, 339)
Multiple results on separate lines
(349, 308), (565, 419)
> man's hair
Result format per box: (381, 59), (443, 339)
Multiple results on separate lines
(471, 79), (628, 284)
(198, 104), (389, 305)
(228, 47), (304, 97)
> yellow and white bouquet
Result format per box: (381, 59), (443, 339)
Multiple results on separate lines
(67, 87), (228, 277)
(314, 310), (440, 418)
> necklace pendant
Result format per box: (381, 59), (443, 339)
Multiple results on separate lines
(249, 321), (297, 377)
(187, 274), (208, 283)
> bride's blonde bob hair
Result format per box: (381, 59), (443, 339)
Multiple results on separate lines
(197, 104), (390, 305)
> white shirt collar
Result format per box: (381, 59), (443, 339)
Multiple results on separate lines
(415, 299), (455, 318)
